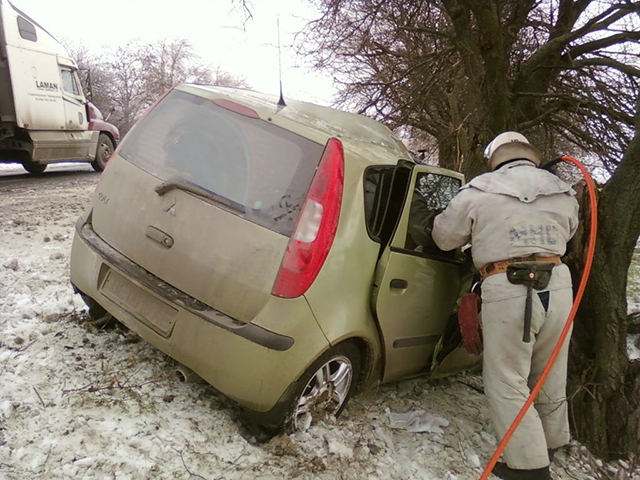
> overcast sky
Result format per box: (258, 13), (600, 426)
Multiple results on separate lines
(11, 0), (336, 105)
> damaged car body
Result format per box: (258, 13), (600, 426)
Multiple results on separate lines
(70, 84), (479, 432)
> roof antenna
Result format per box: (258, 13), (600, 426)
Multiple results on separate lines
(277, 18), (286, 107)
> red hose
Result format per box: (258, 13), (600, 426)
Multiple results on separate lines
(478, 155), (598, 479)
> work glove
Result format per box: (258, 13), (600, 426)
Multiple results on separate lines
(457, 292), (483, 355)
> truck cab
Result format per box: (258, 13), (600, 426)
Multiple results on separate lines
(0, 0), (119, 174)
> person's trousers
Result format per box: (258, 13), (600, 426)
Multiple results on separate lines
(482, 286), (573, 469)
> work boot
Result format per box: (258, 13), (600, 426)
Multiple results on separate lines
(492, 462), (552, 480)
(547, 445), (565, 462)
(547, 448), (556, 462)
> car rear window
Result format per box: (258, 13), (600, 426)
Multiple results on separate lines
(117, 89), (324, 236)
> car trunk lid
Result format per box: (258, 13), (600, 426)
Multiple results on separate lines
(91, 88), (325, 323)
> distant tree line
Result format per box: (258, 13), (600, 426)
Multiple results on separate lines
(64, 38), (249, 136)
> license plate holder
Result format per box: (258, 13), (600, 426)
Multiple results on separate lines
(100, 268), (178, 337)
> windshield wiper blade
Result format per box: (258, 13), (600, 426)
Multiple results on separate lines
(155, 178), (245, 214)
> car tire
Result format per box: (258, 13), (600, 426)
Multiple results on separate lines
(284, 342), (361, 432)
(91, 134), (114, 172)
(79, 292), (107, 320)
(22, 158), (47, 175)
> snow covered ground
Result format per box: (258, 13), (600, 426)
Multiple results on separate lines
(1, 165), (639, 479)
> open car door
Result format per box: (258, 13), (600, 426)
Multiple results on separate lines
(370, 163), (479, 383)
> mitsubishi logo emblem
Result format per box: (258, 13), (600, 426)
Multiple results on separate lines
(163, 199), (176, 216)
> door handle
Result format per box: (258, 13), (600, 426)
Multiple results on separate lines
(146, 226), (174, 248)
(390, 279), (408, 289)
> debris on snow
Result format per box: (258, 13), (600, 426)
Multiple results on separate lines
(387, 409), (450, 434)
(3, 258), (19, 271)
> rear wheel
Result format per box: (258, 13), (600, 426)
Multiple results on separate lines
(79, 292), (107, 320)
(22, 158), (47, 175)
(91, 133), (114, 171)
(78, 292), (122, 330)
(285, 342), (361, 432)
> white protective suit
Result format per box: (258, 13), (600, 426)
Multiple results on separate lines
(432, 160), (579, 470)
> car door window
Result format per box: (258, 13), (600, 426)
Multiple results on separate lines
(364, 166), (395, 241)
(363, 164), (411, 244)
(405, 172), (462, 257)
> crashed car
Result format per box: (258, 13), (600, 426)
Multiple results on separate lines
(70, 84), (479, 431)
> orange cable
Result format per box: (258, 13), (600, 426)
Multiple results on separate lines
(478, 155), (598, 479)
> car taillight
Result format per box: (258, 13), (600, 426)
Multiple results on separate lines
(271, 137), (344, 298)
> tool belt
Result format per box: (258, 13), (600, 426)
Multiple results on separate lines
(479, 254), (562, 278)
(505, 261), (557, 343)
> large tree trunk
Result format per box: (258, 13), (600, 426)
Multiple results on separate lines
(566, 100), (640, 459)
(567, 232), (638, 458)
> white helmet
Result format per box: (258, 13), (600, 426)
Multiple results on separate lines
(483, 131), (543, 170)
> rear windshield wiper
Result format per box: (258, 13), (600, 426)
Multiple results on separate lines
(155, 177), (245, 214)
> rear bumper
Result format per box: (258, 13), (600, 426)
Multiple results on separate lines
(70, 217), (330, 416)
(74, 219), (294, 351)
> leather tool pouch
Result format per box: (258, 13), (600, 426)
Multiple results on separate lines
(506, 261), (556, 343)
(506, 261), (555, 290)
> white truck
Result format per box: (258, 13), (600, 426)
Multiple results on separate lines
(0, 0), (119, 174)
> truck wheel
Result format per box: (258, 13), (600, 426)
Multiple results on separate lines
(285, 342), (361, 432)
(91, 134), (114, 171)
(22, 159), (47, 175)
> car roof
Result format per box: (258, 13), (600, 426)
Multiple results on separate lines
(177, 84), (411, 165)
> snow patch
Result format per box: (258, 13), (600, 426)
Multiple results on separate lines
(0, 171), (638, 479)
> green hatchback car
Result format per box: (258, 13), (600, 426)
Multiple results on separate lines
(70, 84), (479, 432)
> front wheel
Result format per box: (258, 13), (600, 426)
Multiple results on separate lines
(285, 342), (361, 432)
(91, 133), (114, 172)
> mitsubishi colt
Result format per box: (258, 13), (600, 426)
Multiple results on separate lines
(70, 84), (478, 431)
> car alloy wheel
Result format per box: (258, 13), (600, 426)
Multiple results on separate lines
(290, 343), (360, 431)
